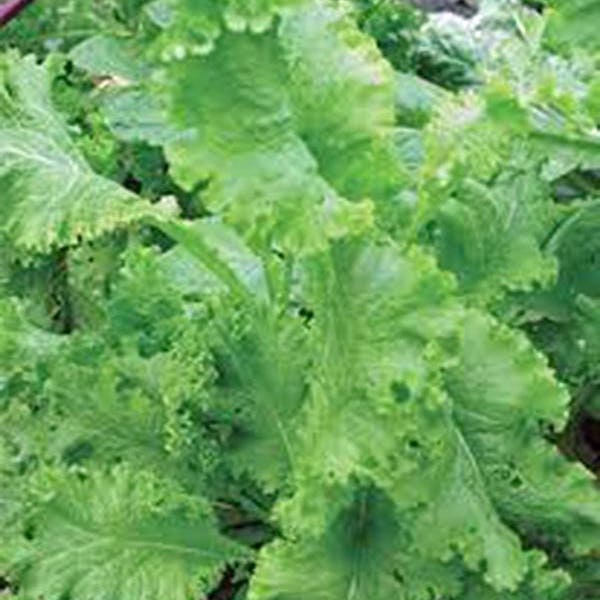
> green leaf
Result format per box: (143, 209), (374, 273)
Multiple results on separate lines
(0, 0), (154, 56)
(154, 220), (307, 490)
(527, 199), (600, 378)
(547, 0), (600, 51)
(101, 89), (178, 145)
(106, 243), (190, 349)
(0, 299), (62, 376)
(155, 0), (308, 59)
(546, 199), (600, 302)
(279, 275), (599, 592)
(45, 350), (174, 467)
(411, 13), (480, 91)
(462, 568), (571, 600)
(1, 4), (599, 600)
(445, 313), (600, 555)
(161, 2), (398, 252)
(206, 306), (309, 491)
(277, 4), (403, 203)
(422, 92), (514, 184)
(70, 35), (150, 81)
(394, 72), (449, 128)
(250, 490), (464, 600)
(69, 35), (179, 145)
(155, 218), (267, 302)
(14, 467), (245, 600)
(429, 174), (557, 301)
(0, 54), (151, 254)
(277, 242), (462, 534)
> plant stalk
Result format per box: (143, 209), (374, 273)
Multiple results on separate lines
(0, 0), (36, 26)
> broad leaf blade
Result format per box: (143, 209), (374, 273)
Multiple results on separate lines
(15, 468), (245, 600)
(0, 54), (151, 255)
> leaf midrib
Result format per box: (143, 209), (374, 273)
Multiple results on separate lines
(38, 510), (229, 567)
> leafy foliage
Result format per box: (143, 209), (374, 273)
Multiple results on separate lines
(0, 0), (155, 55)
(161, 1), (397, 252)
(0, 1), (599, 600)
(14, 468), (245, 600)
(0, 54), (152, 255)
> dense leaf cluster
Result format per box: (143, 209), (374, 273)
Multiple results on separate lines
(0, 1), (599, 599)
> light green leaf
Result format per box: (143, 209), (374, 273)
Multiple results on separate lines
(423, 92), (513, 184)
(70, 34), (149, 81)
(154, 222), (307, 490)
(101, 89), (178, 145)
(546, 199), (600, 302)
(278, 242), (462, 533)
(69, 36), (178, 145)
(155, 0), (308, 59)
(0, 299), (62, 382)
(161, 2), (397, 252)
(547, 0), (600, 50)
(0, 54), (151, 254)
(526, 199), (600, 378)
(277, 3), (402, 203)
(446, 313), (600, 555)
(430, 174), (557, 301)
(45, 352), (172, 467)
(155, 218), (266, 302)
(206, 306), (309, 491)
(394, 72), (449, 128)
(15, 467), (245, 600)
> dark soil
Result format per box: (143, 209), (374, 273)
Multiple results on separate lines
(208, 568), (247, 600)
(577, 414), (600, 473)
(562, 402), (600, 477)
(0, 576), (13, 596)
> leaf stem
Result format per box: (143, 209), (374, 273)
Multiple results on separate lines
(148, 217), (252, 303)
(0, 0), (36, 26)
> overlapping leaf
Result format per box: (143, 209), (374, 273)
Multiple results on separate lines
(161, 1), (399, 252)
(445, 314), (600, 555)
(13, 467), (245, 600)
(254, 262), (598, 595)
(250, 490), (464, 600)
(547, 0), (600, 51)
(428, 173), (557, 301)
(1, 2), (599, 600)
(0, 54), (151, 255)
